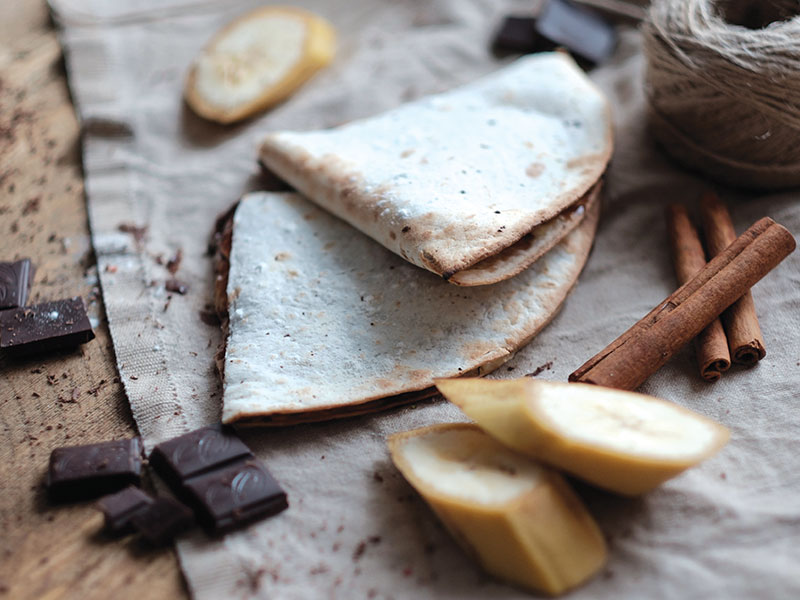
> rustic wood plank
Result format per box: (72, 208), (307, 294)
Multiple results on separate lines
(0, 3), (187, 599)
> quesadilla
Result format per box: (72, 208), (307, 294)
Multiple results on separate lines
(219, 190), (599, 425)
(258, 52), (611, 285)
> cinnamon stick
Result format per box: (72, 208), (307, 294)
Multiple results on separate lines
(569, 217), (795, 390)
(699, 192), (766, 366)
(666, 204), (730, 381)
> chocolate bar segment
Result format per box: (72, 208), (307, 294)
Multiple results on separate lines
(96, 486), (154, 535)
(0, 297), (95, 356)
(132, 497), (195, 546)
(534, 0), (616, 65)
(492, 16), (538, 54)
(47, 437), (144, 502)
(183, 458), (288, 533)
(149, 424), (253, 492)
(0, 258), (33, 309)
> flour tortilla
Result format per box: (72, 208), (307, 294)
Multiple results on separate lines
(221, 189), (600, 425)
(258, 52), (611, 285)
(449, 185), (599, 286)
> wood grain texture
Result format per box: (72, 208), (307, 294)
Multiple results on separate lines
(0, 3), (187, 599)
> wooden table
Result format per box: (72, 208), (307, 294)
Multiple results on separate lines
(0, 3), (186, 598)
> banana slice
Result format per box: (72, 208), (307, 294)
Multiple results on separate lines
(388, 423), (607, 596)
(436, 378), (730, 496)
(185, 7), (336, 124)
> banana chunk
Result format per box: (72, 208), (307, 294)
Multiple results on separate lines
(436, 378), (730, 496)
(185, 7), (336, 124)
(388, 424), (607, 596)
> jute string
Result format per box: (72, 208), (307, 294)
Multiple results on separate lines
(642, 0), (800, 189)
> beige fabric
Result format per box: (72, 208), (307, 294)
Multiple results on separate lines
(53, 0), (800, 599)
(222, 191), (598, 424)
(259, 52), (612, 281)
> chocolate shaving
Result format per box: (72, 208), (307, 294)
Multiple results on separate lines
(166, 249), (183, 274)
(118, 223), (148, 244)
(165, 279), (189, 295)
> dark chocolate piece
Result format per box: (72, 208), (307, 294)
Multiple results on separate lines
(0, 297), (95, 356)
(0, 258), (33, 309)
(257, 160), (294, 191)
(183, 458), (288, 533)
(47, 437), (144, 502)
(149, 424), (253, 493)
(492, 15), (538, 54)
(131, 497), (195, 545)
(534, 0), (617, 65)
(96, 486), (154, 535)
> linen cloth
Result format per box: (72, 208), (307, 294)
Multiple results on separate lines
(51, 0), (799, 598)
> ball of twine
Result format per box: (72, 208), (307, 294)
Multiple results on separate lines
(642, 0), (800, 189)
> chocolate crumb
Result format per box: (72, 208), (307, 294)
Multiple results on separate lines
(526, 361), (553, 377)
(165, 279), (188, 295)
(166, 249), (183, 274)
(198, 310), (220, 326)
(353, 541), (367, 561)
(118, 223), (147, 244)
(22, 197), (40, 215)
(372, 472), (384, 483)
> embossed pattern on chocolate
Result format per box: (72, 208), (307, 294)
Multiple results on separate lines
(0, 258), (32, 309)
(150, 424), (288, 533)
(149, 424), (253, 488)
(183, 458), (288, 533)
(47, 437), (144, 502)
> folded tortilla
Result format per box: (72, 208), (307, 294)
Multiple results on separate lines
(221, 190), (599, 425)
(259, 52), (611, 285)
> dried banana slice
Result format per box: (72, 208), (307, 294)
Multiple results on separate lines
(388, 423), (607, 596)
(185, 6), (336, 124)
(436, 378), (730, 496)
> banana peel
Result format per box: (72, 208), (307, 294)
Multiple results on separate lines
(388, 423), (607, 596)
(185, 6), (336, 124)
(436, 378), (730, 496)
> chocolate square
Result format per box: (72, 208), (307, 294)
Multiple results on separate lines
(0, 258), (32, 309)
(0, 297), (95, 357)
(149, 424), (253, 493)
(96, 486), (154, 535)
(183, 458), (288, 533)
(47, 437), (144, 502)
(534, 0), (617, 65)
(131, 497), (195, 546)
(492, 16), (538, 54)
